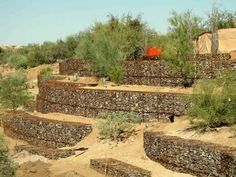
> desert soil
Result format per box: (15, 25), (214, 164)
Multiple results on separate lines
(2, 113), (235, 177)
(1, 63), (235, 177)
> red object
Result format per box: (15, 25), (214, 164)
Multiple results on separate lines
(146, 47), (162, 57)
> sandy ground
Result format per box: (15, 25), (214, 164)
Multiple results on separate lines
(0, 63), (58, 79)
(60, 76), (193, 94)
(0, 65), (16, 75)
(81, 84), (193, 94)
(47, 116), (235, 177)
(26, 112), (236, 148)
(2, 113), (235, 177)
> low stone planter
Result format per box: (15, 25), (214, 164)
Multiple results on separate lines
(90, 158), (151, 177)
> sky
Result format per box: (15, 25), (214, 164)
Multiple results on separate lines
(0, 0), (235, 45)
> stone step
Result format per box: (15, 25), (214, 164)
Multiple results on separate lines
(90, 158), (151, 177)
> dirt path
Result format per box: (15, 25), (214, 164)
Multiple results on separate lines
(47, 123), (193, 177)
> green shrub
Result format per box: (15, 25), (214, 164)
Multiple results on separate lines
(74, 14), (159, 83)
(0, 134), (15, 177)
(39, 67), (53, 76)
(108, 65), (124, 85)
(162, 10), (204, 87)
(188, 69), (236, 129)
(75, 28), (125, 83)
(20, 41), (73, 68)
(0, 71), (33, 109)
(96, 112), (141, 141)
(7, 54), (28, 69)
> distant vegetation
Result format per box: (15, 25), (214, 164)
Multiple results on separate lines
(0, 35), (79, 68)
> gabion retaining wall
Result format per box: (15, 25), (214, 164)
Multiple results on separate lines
(15, 145), (76, 160)
(144, 131), (236, 177)
(3, 111), (92, 148)
(90, 158), (151, 177)
(59, 54), (231, 86)
(59, 59), (97, 76)
(37, 80), (189, 121)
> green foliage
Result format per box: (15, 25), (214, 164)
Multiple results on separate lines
(0, 134), (15, 177)
(39, 67), (53, 76)
(74, 14), (159, 83)
(26, 42), (60, 66)
(163, 10), (204, 86)
(108, 65), (124, 85)
(217, 10), (236, 29)
(75, 28), (125, 83)
(3, 34), (80, 68)
(205, 9), (236, 30)
(64, 35), (80, 56)
(96, 112), (140, 141)
(0, 48), (5, 64)
(7, 54), (29, 69)
(0, 72), (33, 109)
(20, 44), (45, 67)
(188, 69), (236, 129)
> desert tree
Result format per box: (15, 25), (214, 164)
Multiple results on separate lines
(164, 10), (204, 87)
(74, 14), (159, 84)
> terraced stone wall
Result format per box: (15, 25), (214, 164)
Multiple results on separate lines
(144, 131), (236, 177)
(3, 111), (92, 148)
(59, 59), (97, 76)
(37, 80), (188, 121)
(90, 158), (151, 177)
(59, 54), (231, 86)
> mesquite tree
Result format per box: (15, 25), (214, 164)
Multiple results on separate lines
(164, 10), (203, 87)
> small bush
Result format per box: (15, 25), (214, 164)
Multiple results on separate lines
(7, 54), (28, 69)
(96, 112), (141, 141)
(0, 134), (15, 177)
(188, 69), (236, 129)
(39, 67), (53, 76)
(107, 65), (124, 85)
(0, 71), (33, 110)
